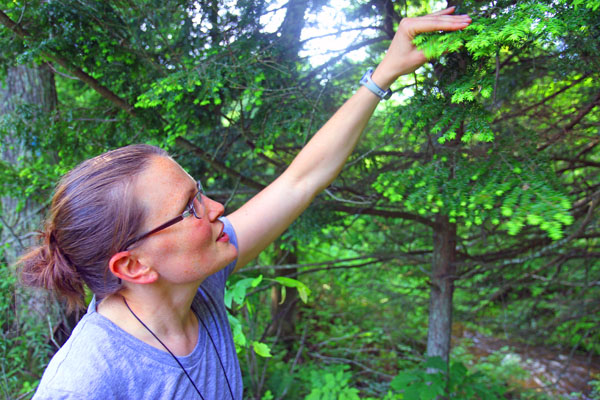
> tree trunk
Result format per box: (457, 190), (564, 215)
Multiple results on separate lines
(277, 0), (309, 60)
(426, 214), (457, 365)
(269, 245), (298, 348)
(0, 63), (57, 263)
(264, 0), (309, 347)
(0, 63), (74, 351)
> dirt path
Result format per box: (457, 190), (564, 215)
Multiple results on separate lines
(453, 327), (599, 399)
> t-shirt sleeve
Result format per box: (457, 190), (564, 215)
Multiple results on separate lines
(33, 388), (88, 400)
(220, 216), (239, 279)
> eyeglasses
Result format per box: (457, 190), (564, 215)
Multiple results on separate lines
(121, 180), (206, 251)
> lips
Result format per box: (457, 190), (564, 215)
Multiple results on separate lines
(216, 225), (229, 242)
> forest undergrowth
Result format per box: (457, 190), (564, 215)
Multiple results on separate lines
(2, 237), (599, 400)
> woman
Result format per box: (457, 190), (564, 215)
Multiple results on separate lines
(21, 9), (470, 399)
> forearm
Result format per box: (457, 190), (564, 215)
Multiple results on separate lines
(282, 69), (391, 195)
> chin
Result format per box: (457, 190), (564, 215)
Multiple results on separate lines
(224, 247), (238, 266)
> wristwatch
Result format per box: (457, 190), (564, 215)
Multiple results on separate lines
(359, 68), (392, 100)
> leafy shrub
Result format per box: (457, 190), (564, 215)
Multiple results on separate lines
(0, 262), (51, 399)
(389, 356), (506, 399)
(589, 377), (600, 400)
(299, 364), (360, 400)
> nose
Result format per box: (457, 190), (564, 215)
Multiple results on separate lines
(203, 195), (225, 221)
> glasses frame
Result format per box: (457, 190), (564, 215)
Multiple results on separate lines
(121, 180), (205, 251)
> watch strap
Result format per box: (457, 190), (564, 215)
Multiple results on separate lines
(359, 68), (392, 100)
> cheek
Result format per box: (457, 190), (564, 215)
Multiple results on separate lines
(188, 221), (213, 250)
(146, 223), (211, 266)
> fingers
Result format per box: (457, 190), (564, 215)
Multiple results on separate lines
(420, 6), (471, 31)
(402, 14), (472, 35)
(430, 6), (457, 16)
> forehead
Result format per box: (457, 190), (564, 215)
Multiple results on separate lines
(142, 156), (193, 186)
(134, 156), (195, 218)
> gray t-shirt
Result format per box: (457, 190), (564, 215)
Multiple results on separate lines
(33, 217), (243, 399)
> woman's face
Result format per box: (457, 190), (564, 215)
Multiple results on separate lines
(130, 156), (237, 285)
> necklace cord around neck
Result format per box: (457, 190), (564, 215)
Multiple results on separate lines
(122, 297), (205, 399)
(198, 297), (235, 400)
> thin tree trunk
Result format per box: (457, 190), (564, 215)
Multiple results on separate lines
(269, 244), (298, 346)
(426, 214), (457, 365)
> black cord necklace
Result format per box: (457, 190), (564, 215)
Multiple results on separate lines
(123, 296), (234, 399)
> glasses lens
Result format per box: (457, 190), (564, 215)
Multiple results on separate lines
(192, 181), (205, 219)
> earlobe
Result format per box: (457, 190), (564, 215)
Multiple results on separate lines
(109, 251), (158, 284)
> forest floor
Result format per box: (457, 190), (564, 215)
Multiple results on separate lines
(453, 326), (600, 399)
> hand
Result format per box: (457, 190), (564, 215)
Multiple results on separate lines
(374, 7), (471, 87)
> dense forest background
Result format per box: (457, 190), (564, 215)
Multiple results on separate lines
(0, 0), (598, 399)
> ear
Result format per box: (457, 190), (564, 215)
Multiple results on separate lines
(109, 251), (158, 284)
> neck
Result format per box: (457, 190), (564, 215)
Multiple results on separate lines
(98, 284), (200, 356)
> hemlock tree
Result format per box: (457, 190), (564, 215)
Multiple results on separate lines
(366, 0), (599, 367)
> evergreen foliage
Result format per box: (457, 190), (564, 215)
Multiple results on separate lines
(0, 0), (598, 398)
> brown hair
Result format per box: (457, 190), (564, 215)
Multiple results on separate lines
(19, 144), (168, 311)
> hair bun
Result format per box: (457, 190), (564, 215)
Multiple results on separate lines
(20, 230), (85, 311)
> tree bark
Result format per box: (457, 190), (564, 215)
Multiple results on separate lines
(426, 214), (457, 365)
(269, 244), (299, 348)
(278, 0), (309, 60)
(263, 0), (310, 351)
(0, 63), (76, 350)
(1, 63), (57, 262)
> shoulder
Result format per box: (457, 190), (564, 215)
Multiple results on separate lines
(35, 311), (150, 398)
(33, 387), (91, 400)
(34, 314), (121, 397)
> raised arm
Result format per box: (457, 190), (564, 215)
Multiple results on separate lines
(228, 8), (471, 271)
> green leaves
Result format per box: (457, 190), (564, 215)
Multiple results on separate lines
(224, 274), (310, 359)
(134, 71), (199, 109)
(571, 0), (600, 10)
(0, 263), (52, 396)
(225, 275), (263, 309)
(274, 276), (311, 304)
(303, 365), (360, 400)
(415, 1), (570, 61)
(252, 341), (273, 358)
(389, 357), (506, 399)
(373, 153), (574, 240)
(225, 275), (274, 358)
(413, 30), (465, 60)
